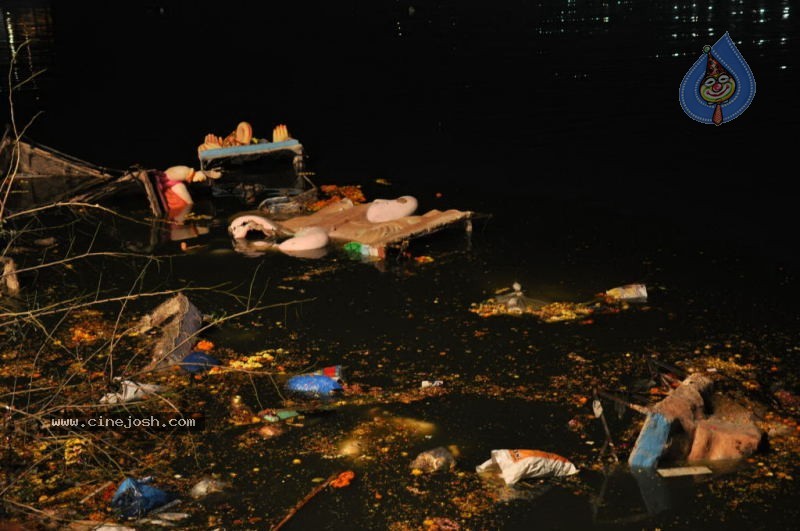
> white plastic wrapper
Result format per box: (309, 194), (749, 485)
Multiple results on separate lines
(476, 449), (579, 485)
(100, 380), (163, 404)
(605, 283), (648, 302)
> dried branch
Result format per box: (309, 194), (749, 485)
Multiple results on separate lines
(0, 284), (231, 326)
(3, 201), (160, 227)
(5, 250), (165, 278)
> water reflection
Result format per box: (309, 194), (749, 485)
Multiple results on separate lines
(0, 0), (792, 105)
(390, 0), (790, 64)
(0, 0), (53, 93)
(123, 202), (213, 254)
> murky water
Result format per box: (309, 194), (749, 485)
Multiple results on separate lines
(2, 1), (799, 529)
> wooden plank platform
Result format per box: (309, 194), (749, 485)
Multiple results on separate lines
(280, 199), (472, 249)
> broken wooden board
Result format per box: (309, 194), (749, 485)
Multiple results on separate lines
(0, 130), (141, 211)
(280, 199), (472, 249)
(135, 169), (167, 218)
(1, 130), (113, 181)
(657, 466), (712, 478)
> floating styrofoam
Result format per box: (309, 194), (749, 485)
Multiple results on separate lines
(366, 196), (418, 223)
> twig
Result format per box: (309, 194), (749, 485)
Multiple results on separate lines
(273, 473), (339, 531)
(596, 390), (650, 415)
(3, 201), (160, 226)
(0, 284), (230, 325)
(0, 443), (61, 498)
(593, 388), (619, 462)
(128, 297), (315, 377)
(1, 38), (45, 221)
(106, 257), (157, 380)
(79, 480), (114, 504)
(5, 250), (164, 278)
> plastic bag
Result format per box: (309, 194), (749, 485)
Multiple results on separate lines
(476, 449), (578, 485)
(110, 477), (175, 518)
(285, 374), (343, 397)
(410, 447), (456, 473)
(180, 351), (221, 373)
(100, 380), (163, 404)
(605, 283), (648, 302)
(190, 477), (228, 499)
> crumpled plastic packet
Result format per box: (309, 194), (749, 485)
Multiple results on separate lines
(476, 449), (578, 485)
(605, 283), (647, 302)
(180, 351), (221, 373)
(100, 380), (163, 404)
(110, 477), (175, 518)
(285, 374), (343, 397)
(410, 447), (456, 473)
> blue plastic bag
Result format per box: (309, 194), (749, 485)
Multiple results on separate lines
(110, 477), (175, 518)
(285, 374), (343, 397)
(180, 351), (221, 373)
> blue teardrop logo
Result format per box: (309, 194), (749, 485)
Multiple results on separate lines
(679, 32), (756, 126)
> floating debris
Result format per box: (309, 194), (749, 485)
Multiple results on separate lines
(99, 380), (164, 405)
(110, 477), (176, 519)
(476, 450), (579, 485)
(190, 477), (228, 499)
(657, 466), (712, 478)
(410, 447), (457, 474)
(470, 282), (645, 322)
(137, 294), (203, 369)
(309, 184), (366, 211)
(604, 283), (648, 302)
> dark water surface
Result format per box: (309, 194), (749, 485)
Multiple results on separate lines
(2, 1), (799, 529)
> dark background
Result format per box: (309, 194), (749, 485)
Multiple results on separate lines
(2, 0), (799, 258)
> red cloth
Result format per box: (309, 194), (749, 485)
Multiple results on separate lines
(153, 170), (190, 216)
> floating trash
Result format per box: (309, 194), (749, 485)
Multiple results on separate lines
(286, 374), (343, 398)
(476, 449), (579, 485)
(657, 466), (712, 478)
(409, 447), (456, 474)
(471, 282), (647, 322)
(261, 408), (301, 423)
(605, 283), (648, 302)
(330, 470), (356, 488)
(190, 477), (228, 499)
(99, 380), (164, 404)
(494, 282), (546, 313)
(180, 351), (222, 373)
(110, 477), (175, 518)
(309, 365), (344, 380)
